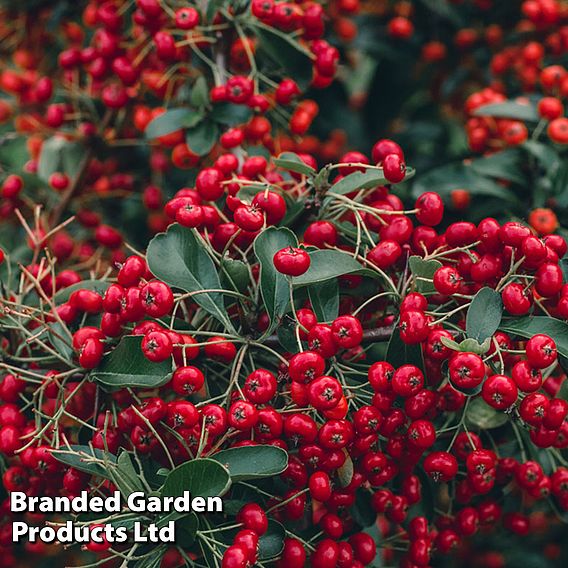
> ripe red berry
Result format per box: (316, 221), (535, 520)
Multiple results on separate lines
(141, 330), (173, 362)
(331, 315), (363, 349)
(236, 503), (268, 535)
(415, 192), (444, 226)
(423, 451), (458, 482)
(273, 247), (311, 276)
(382, 153), (406, 183)
(140, 281), (174, 318)
(433, 266), (461, 295)
(526, 334), (557, 368)
(482, 374), (518, 410)
(392, 365), (424, 397)
(449, 352), (485, 390)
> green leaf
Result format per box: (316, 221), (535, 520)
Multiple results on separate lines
(329, 170), (385, 196)
(351, 488), (376, 527)
(186, 120), (219, 156)
(108, 514), (142, 531)
(499, 316), (568, 359)
(409, 256), (442, 295)
(253, 227), (298, 334)
(473, 101), (539, 122)
(273, 152), (316, 176)
(220, 258), (250, 293)
(386, 324), (424, 371)
(561, 258), (568, 283)
(254, 24), (313, 88)
(308, 279), (339, 322)
(176, 512), (199, 544)
(440, 336), (492, 356)
(25, 279), (109, 309)
(132, 547), (167, 568)
(439, 336), (461, 352)
(161, 458), (231, 499)
(48, 322), (73, 361)
(211, 445), (288, 481)
(337, 452), (354, 488)
(211, 103), (253, 126)
(111, 451), (145, 495)
(144, 108), (203, 139)
(281, 199), (305, 227)
(466, 287), (503, 343)
(558, 377), (568, 401)
(38, 137), (87, 182)
(523, 140), (560, 173)
(190, 76), (209, 108)
(91, 336), (173, 388)
(552, 163), (568, 208)
(417, 0), (465, 26)
(147, 224), (234, 331)
(0, 136), (30, 171)
(466, 397), (508, 429)
(258, 520), (286, 560)
(277, 315), (302, 353)
(329, 167), (416, 196)
(470, 149), (526, 186)
(293, 249), (363, 286)
(51, 445), (116, 478)
(412, 161), (518, 202)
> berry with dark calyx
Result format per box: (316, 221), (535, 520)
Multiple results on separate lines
(273, 247), (311, 276)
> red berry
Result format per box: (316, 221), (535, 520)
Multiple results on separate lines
(273, 247), (311, 276)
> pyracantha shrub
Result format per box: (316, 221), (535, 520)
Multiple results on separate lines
(2, 140), (568, 567)
(1, 0), (568, 567)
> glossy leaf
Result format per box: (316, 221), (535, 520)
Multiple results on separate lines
(258, 520), (286, 560)
(211, 103), (253, 126)
(144, 108), (202, 139)
(211, 445), (288, 481)
(54, 280), (110, 304)
(499, 316), (568, 359)
(470, 149), (526, 186)
(330, 167), (415, 196)
(409, 256), (442, 295)
(412, 161), (518, 202)
(337, 452), (354, 488)
(220, 258), (250, 293)
(473, 101), (539, 122)
(161, 458), (231, 499)
(38, 136), (87, 182)
(111, 451), (145, 495)
(466, 287), (503, 343)
(466, 397), (508, 429)
(293, 249), (363, 286)
(147, 224), (234, 330)
(91, 336), (173, 388)
(386, 325), (424, 371)
(254, 227), (297, 334)
(186, 119), (219, 156)
(52, 445), (116, 478)
(351, 488), (376, 527)
(273, 152), (316, 176)
(308, 279), (339, 322)
(254, 25), (313, 88)
(48, 322), (73, 361)
(277, 315), (302, 353)
(190, 76), (209, 107)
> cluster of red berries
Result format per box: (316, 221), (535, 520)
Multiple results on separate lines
(2, 0), (568, 567)
(1, 133), (568, 567)
(0, 0), (359, 252)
